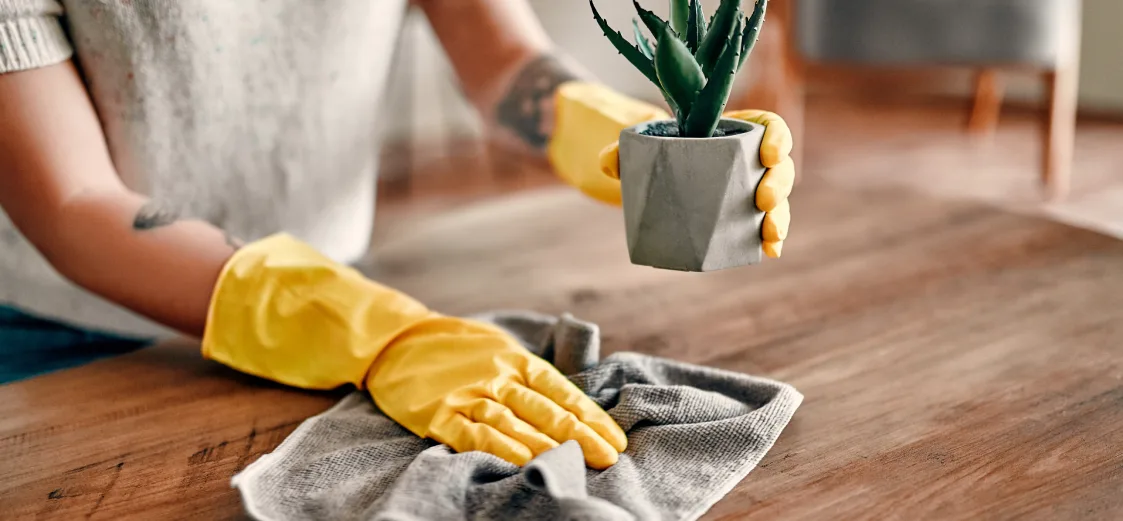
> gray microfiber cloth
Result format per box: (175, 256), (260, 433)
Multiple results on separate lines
(231, 311), (802, 521)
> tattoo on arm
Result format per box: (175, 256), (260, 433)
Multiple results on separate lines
(132, 201), (181, 230)
(495, 54), (579, 150)
(133, 200), (244, 251)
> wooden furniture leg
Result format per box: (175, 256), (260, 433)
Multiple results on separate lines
(736, 0), (805, 181)
(1043, 63), (1079, 201)
(1040, 0), (1083, 201)
(968, 68), (1004, 139)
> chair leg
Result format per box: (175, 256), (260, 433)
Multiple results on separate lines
(1042, 0), (1083, 201)
(1043, 65), (1078, 201)
(968, 68), (1004, 139)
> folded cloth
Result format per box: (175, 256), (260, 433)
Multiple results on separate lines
(231, 311), (802, 521)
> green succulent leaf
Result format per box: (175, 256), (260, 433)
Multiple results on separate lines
(591, 1), (661, 89)
(738, 0), (768, 70)
(686, 0), (706, 53)
(694, 0), (743, 77)
(654, 23), (705, 123)
(633, 18), (655, 59)
(634, 0), (673, 41)
(684, 14), (743, 137)
(670, 0), (690, 40)
(661, 92), (682, 121)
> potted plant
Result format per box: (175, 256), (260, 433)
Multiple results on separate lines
(591, 0), (770, 272)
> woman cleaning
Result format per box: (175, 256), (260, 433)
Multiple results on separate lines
(0, 0), (794, 469)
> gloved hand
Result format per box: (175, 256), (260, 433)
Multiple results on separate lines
(548, 82), (795, 258)
(202, 233), (627, 469)
(366, 315), (627, 469)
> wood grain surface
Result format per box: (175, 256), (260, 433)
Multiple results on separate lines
(2, 179), (1122, 520)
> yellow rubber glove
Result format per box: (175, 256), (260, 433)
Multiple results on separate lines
(366, 316), (627, 470)
(548, 81), (671, 205)
(201, 233), (626, 469)
(548, 82), (795, 258)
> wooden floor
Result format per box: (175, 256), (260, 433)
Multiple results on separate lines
(794, 96), (1123, 239)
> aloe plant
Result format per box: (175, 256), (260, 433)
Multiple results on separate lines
(591, 0), (768, 138)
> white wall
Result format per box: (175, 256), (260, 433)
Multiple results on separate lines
(379, 12), (483, 144)
(383, 0), (1123, 142)
(1071, 0), (1123, 111)
(528, 0), (1123, 111)
(380, 0), (741, 142)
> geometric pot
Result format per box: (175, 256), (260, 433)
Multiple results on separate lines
(618, 117), (767, 272)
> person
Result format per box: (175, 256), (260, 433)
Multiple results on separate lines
(0, 1), (795, 469)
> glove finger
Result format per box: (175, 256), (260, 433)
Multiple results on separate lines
(498, 382), (621, 470)
(756, 157), (795, 212)
(723, 109), (792, 167)
(599, 142), (621, 180)
(762, 199), (790, 242)
(525, 365), (627, 453)
(581, 179), (623, 207)
(430, 410), (534, 467)
(763, 240), (783, 258)
(466, 397), (560, 457)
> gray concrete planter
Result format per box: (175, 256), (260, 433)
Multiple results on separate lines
(618, 117), (767, 272)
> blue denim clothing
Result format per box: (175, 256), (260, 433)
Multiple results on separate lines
(0, 304), (153, 384)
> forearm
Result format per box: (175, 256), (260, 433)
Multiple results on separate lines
(38, 191), (236, 337)
(0, 61), (234, 338)
(413, 0), (592, 151)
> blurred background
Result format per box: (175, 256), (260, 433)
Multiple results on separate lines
(376, 0), (1122, 238)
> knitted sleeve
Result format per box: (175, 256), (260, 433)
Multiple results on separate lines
(0, 0), (72, 73)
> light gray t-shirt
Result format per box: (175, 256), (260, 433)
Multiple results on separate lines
(0, 0), (408, 338)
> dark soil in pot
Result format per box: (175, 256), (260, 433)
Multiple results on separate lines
(639, 121), (748, 138)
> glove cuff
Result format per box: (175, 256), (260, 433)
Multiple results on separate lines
(201, 233), (434, 390)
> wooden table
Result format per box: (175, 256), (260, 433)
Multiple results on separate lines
(3, 181), (1123, 520)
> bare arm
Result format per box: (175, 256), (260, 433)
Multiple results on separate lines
(412, 0), (593, 151)
(0, 61), (240, 338)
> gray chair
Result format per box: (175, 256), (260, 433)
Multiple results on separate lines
(738, 0), (1083, 199)
(797, 0), (1079, 67)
